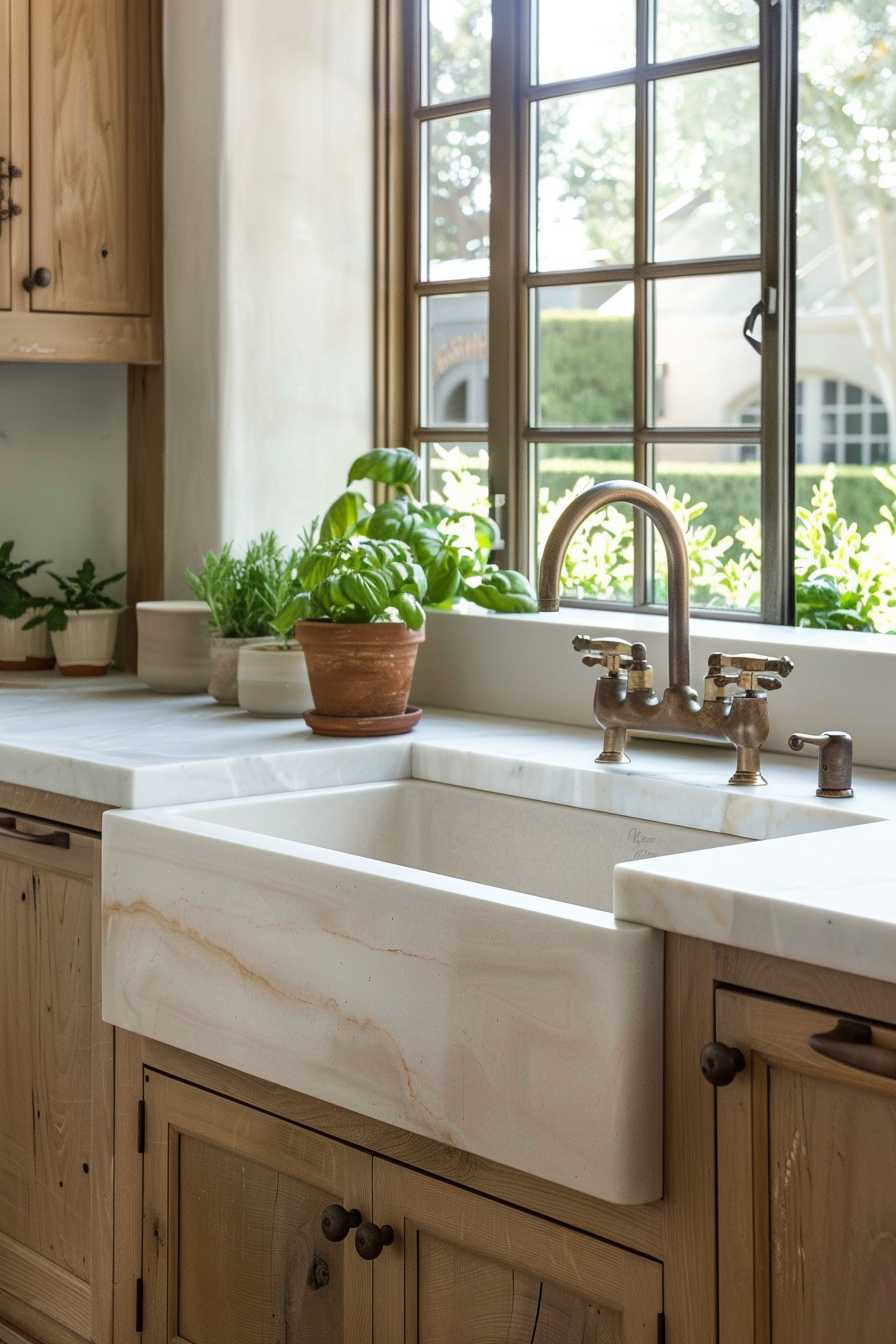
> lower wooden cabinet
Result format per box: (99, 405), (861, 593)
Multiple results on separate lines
(0, 817), (110, 1344)
(140, 1072), (663, 1344)
(715, 988), (896, 1344)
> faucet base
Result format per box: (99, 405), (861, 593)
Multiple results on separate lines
(597, 727), (629, 764)
(728, 767), (767, 787)
(729, 743), (766, 786)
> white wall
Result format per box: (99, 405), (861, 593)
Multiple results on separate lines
(163, 0), (375, 595)
(0, 364), (128, 605)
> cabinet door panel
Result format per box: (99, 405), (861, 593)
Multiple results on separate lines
(0, 827), (109, 1344)
(717, 989), (896, 1344)
(374, 1160), (660, 1344)
(143, 1074), (373, 1344)
(0, 0), (10, 309)
(29, 0), (152, 315)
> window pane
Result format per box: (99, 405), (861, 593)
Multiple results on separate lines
(425, 113), (490, 280)
(535, 0), (635, 85)
(536, 87), (636, 272)
(424, 293), (489, 425)
(533, 284), (634, 428)
(654, 67), (760, 263)
(535, 447), (635, 603)
(797, 1), (896, 633)
(426, 0), (490, 105)
(652, 273), (761, 427)
(425, 441), (490, 514)
(655, 0), (757, 62)
(652, 444), (761, 613)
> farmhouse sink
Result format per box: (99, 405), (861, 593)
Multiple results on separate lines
(102, 777), (740, 1204)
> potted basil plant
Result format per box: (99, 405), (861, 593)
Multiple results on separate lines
(294, 534), (427, 735)
(38, 560), (126, 677)
(0, 541), (56, 670)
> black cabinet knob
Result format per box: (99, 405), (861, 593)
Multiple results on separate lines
(23, 267), (52, 291)
(354, 1221), (395, 1260)
(320, 1204), (361, 1242)
(700, 1041), (746, 1087)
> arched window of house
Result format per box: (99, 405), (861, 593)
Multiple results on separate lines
(738, 377), (891, 467)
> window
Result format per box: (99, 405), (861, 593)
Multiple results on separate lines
(381, 0), (896, 634)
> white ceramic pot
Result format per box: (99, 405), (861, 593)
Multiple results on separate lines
(0, 607), (55, 670)
(208, 635), (277, 705)
(50, 608), (122, 677)
(237, 641), (315, 717)
(137, 600), (213, 694)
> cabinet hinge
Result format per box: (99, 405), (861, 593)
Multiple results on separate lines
(657, 1311), (665, 1343)
(137, 1099), (146, 1154)
(135, 1277), (144, 1333)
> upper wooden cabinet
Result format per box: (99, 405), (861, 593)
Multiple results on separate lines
(0, 0), (160, 361)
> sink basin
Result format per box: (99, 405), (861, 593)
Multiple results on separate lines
(103, 777), (741, 1204)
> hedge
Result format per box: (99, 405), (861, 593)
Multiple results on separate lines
(537, 460), (896, 541)
(539, 311), (633, 426)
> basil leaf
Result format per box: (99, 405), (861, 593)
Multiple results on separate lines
(347, 448), (421, 488)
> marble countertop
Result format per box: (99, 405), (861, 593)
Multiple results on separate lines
(4, 671), (895, 981)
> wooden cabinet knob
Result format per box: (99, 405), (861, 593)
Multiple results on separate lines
(23, 267), (52, 291)
(320, 1204), (361, 1242)
(700, 1041), (746, 1087)
(354, 1221), (395, 1260)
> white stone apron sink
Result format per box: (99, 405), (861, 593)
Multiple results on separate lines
(102, 778), (739, 1204)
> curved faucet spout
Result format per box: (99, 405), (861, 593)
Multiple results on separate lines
(537, 480), (691, 689)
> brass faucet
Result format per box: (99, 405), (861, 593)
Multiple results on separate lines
(537, 481), (794, 785)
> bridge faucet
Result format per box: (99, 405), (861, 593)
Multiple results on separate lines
(537, 480), (794, 785)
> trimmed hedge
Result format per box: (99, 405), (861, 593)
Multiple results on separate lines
(537, 460), (896, 541)
(540, 311), (633, 426)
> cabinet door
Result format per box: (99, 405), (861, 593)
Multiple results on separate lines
(716, 989), (896, 1344)
(0, 821), (110, 1344)
(28, 0), (153, 315)
(142, 1074), (373, 1344)
(373, 1160), (663, 1344)
(0, 0), (10, 310)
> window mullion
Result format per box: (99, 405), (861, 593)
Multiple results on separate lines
(759, 0), (797, 624)
(632, 0), (653, 608)
(487, 0), (524, 571)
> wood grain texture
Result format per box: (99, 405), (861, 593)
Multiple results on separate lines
(0, 310), (158, 360)
(29, 0), (152, 315)
(0, 782), (106, 835)
(0, 0), (11, 310)
(137, 1037), (664, 1259)
(8, 0), (28, 315)
(141, 1073), (372, 1344)
(373, 1160), (661, 1344)
(126, 363), (165, 669)
(714, 941), (896, 1026)
(717, 989), (896, 1344)
(111, 1030), (144, 1344)
(0, 829), (111, 1344)
(661, 934), (716, 1344)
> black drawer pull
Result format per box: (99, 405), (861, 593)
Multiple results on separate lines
(0, 816), (69, 848)
(809, 1019), (896, 1080)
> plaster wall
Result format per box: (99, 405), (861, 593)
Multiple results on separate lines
(163, 0), (375, 595)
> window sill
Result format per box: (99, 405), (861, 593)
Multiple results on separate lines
(411, 605), (896, 771)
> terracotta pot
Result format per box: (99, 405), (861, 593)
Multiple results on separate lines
(50, 608), (122, 677)
(237, 641), (315, 717)
(295, 620), (424, 719)
(208, 635), (276, 705)
(137, 601), (213, 694)
(0, 607), (55, 670)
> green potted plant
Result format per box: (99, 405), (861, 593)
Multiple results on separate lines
(0, 541), (56, 670)
(236, 573), (313, 718)
(39, 560), (126, 677)
(294, 533), (427, 734)
(185, 533), (302, 705)
(317, 447), (537, 615)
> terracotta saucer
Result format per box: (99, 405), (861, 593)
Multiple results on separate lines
(303, 705), (423, 737)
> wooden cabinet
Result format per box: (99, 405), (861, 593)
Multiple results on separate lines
(138, 1071), (663, 1344)
(0, 0), (160, 361)
(0, 812), (111, 1344)
(714, 986), (896, 1344)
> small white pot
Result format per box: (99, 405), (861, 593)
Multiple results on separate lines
(237, 641), (315, 717)
(137, 600), (213, 694)
(208, 635), (277, 705)
(0, 607), (55, 670)
(50, 608), (122, 677)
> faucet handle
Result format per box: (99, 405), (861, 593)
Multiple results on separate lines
(708, 651), (795, 679)
(572, 636), (633, 654)
(573, 636), (637, 676)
